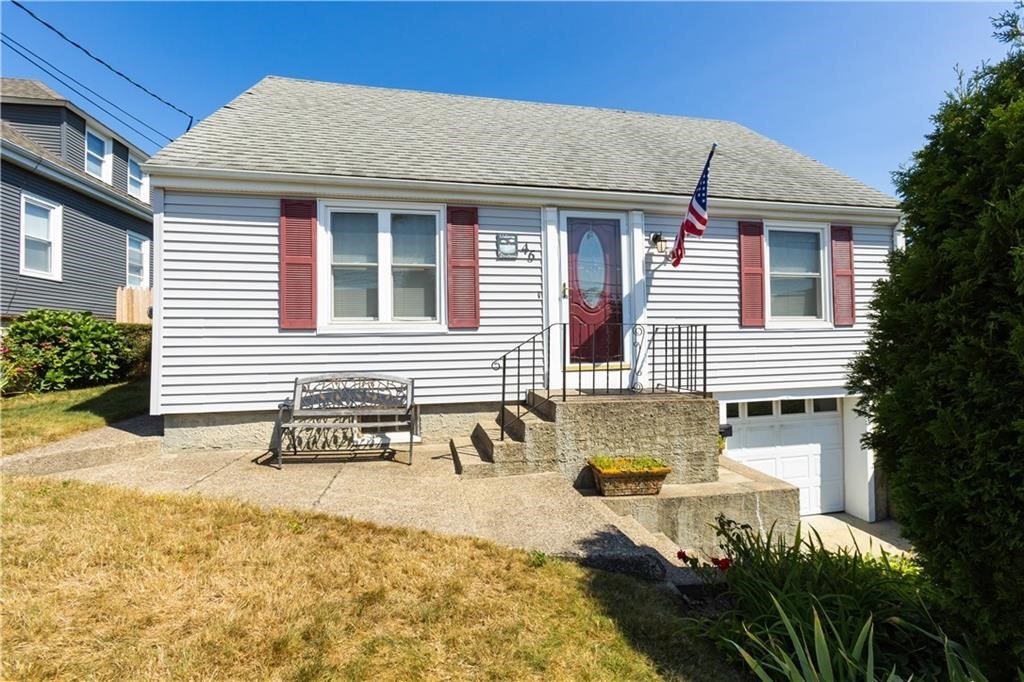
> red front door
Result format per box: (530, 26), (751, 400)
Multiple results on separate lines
(568, 218), (623, 363)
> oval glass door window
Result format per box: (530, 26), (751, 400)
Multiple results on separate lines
(577, 229), (606, 308)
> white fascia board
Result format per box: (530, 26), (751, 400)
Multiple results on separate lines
(2, 140), (152, 221)
(146, 165), (903, 227)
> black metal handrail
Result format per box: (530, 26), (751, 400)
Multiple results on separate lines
(491, 322), (708, 440)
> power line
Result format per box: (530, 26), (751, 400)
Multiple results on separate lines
(2, 36), (167, 147)
(10, 0), (194, 130)
(1, 33), (174, 143)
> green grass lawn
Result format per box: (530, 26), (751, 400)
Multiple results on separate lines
(1, 379), (149, 456)
(1, 477), (743, 680)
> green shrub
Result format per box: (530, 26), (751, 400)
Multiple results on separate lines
(848, 8), (1024, 672)
(733, 595), (990, 682)
(689, 516), (949, 678)
(1, 340), (38, 394)
(115, 323), (151, 377)
(2, 310), (127, 392)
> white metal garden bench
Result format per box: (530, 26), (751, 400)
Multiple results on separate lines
(272, 372), (416, 468)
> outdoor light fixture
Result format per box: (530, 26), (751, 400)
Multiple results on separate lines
(649, 232), (667, 254)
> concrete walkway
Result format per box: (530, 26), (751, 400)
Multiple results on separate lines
(3, 420), (908, 572)
(1, 425), (675, 579)
(804, 512), (911, 556)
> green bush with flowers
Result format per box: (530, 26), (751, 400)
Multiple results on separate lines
(677, 516), (993, 679)
(1, 310), (132, 393)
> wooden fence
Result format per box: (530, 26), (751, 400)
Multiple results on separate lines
(116, 287), (152, 324)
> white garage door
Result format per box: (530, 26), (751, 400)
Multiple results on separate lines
(724, 398), (844, 515)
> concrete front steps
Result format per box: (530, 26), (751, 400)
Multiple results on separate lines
(448, 392), (801, 557)
(452, 389), (722, 489)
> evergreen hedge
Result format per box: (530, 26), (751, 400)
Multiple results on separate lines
(849, 8), (1024, 674)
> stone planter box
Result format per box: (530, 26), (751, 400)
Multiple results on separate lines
(590, 460), (672, 497)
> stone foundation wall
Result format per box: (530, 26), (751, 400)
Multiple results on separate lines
(163, 403), (502, 452)
(163, 411), (279, 452)
(419, 402), (500, 442)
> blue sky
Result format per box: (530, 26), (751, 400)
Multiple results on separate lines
(1, 2), (1011, 195)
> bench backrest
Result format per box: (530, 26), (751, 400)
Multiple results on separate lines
(292, 373), (414, 416)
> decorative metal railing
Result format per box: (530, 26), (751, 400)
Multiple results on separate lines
(491, 322), (708, 440)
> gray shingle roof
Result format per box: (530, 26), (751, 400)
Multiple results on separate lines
(1, 78), (63, 102)
(149, 76), (898, 209)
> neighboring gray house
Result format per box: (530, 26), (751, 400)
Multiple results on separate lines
(1, 78), (153, 320)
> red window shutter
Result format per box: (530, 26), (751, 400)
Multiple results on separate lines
(738, 220), (765, 327)
(447, 206), (480, 329)
(831, 224), (856, 326)
(279, 199), (317, 330)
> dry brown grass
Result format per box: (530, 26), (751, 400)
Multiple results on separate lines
(1, 477), (741, 681)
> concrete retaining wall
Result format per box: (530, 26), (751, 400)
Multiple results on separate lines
(601, 458), (800, 555)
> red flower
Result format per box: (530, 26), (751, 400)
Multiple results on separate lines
(717, 558), (732, 571)
(710, 557), (721, 567)
(677, 550), (689, 562)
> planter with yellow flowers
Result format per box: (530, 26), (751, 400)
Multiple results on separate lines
(588, 456), (672, 496)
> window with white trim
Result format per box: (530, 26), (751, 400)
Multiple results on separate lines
(19, 192), (62, 280)
(128, 155), (147, 200)
(126, 230), (150, 288)
(765, 223), (829, 321)
(322, 202), (443, 326)
(85, 128), (112, 183)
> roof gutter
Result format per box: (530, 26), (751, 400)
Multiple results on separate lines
(146, 163), (903, 225)
(3, 140), (152, 221)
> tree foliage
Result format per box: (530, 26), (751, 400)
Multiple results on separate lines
(849, 6), (1024, 673)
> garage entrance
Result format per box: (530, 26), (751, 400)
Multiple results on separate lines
(724, 397), (844, 515)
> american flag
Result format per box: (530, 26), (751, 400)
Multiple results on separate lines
(670, 143), (716, 267)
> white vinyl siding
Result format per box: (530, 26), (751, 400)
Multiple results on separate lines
(645, 215), (892, 393)
(157, 192), (543, 414)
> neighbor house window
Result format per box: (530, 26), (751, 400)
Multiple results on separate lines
(323, 203), (442, 326)
(128, 155), (147, 200)
(766, 225), (828, 320)
(19, 192), (62, 280)
(126, 230), (150, 288)
(85, 128), (112, 183)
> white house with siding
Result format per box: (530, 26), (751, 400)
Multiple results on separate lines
(145, 76), (901, 522)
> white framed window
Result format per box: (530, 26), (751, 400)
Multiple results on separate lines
(85, 127), (112, 184)
(19, 192), (63, 281)
(126, 230), (150, 288)
(317, 200), (445, 332)
(764, 222), (831, 327)
(127, 155), (148, 201)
